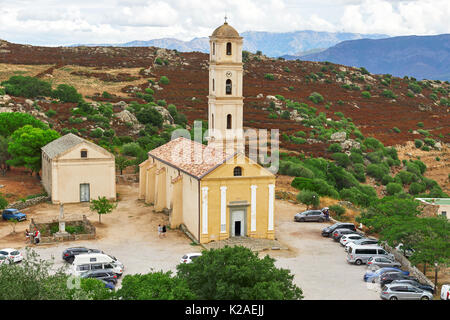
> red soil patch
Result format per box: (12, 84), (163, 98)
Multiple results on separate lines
(0, 168), (45, 203)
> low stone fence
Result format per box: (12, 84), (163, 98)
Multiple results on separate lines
(8, 196), (51, 210)
(116, 174), (139, 184)
(29, 215), (96, 244)
(383, 244), (435, 287)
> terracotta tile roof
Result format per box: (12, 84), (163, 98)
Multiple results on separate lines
(149, 137), (233, 179)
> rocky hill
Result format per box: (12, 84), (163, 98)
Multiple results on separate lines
(0, 39), (449, 160)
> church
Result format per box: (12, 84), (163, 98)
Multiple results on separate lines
(138, 21), (276, 244)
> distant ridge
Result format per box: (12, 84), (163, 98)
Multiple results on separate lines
(69, 30), (388, 58)
(295, 34), (450, 81)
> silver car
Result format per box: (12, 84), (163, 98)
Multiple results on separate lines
(294, 210), (327, 222)
(367, 256), (401, 268)
(380, 283), (433, 300)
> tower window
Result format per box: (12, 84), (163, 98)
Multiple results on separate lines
(226, 42), (232, 55)
(226, 79), (232, 95)
(213, 42), (215, 55)
(212, 114), (214, 129)
(227, 114), (232, 129)
(81, 150), (88, 158)
(233, 166), (242, 176)
(213, 78), (215, 91)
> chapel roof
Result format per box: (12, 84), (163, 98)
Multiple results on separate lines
(41, 133), (85, 159)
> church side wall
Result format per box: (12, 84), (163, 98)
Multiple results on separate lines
(182, 174), (200, 240)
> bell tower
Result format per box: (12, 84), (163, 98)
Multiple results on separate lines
(207, 20), (244, 154)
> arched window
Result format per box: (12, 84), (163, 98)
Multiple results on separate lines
(227, 114), (232, 129)
(233, 166), (242, 176)
(226, 79), (232, 95)
(226, 42), (232, 55)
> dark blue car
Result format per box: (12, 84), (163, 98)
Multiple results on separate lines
(2, 209), (27, 222)
(364, 267), (409, 283)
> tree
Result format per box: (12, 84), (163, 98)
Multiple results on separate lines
(1, 75), (52, 98)
(116, 271), (195, 300)
(176, 246), (303, 300)
(7, 125), (60, 175)
(115, 156), (130, 175)
(0, 194), (7, 210)
(0, 112), (48, 137)
(296, 190), (320, 209)
(89, 196), (117, 223)
(0, 135), (11, 176)
(52, 84), (82, 103)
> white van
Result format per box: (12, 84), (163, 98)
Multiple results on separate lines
(347, 245), (394, 265)
(71, 253), (124, 276)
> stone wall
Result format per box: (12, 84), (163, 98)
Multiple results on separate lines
(116, 174), (139, 184)
(8, 196), (51, 210)
(29, 215), (96, 244)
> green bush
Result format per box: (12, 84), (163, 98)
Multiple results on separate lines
(327, 143), (342, 153)
(308, 92), (324, 104)
(102, 91), (112, 99)
(1, 76), (52, 98)
(122, 142), (142, 157)
(382, 89), (397, 99)
(264, 73), (275, 80)
(408, 82), (422, 94)
(395, 170), (418, 185)
(157, 99), (167, 107)
(392, 127), (401, 133)
(366, 163), (389, 181)
(423, 138), (435, 147)
(414, 139), (423, 148)
(381, 174), (394, 185)
(52, 84), (82, 103)
(291, 177), (339, 198)
(361, 91), (371, 99)
(136, 106), (163, 128)
(386, 182), (402, 195)
(351, 163), (366, 182)
(159, 76), (170, 85)
(90, 128), (103, 138)
(331, 153), (350, 167)
(296, 190), (320, 208)
(329, 205), (346, 219)
(349, 152), (364, 164)
(155, 57), (164, 65)
(45, 109), (57, 118)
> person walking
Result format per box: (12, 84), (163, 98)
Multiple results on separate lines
(158, 224), (162, 238)
(34, 229), (41, 245)
(162, 224), (167, 237)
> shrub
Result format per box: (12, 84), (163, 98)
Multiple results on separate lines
(90, 128), (103, 138)
(417, 122), (424, 128)
(296, 190), (320, 209)
(421, 145), (430, 151)
(155, 57), (164, 65)
(349, 152), (364, 164)
(308, 92), (324, 104)
(327, 143), (342, 153)
(1, 76), (52, 98)
(331, 153), (350, 167)
(417, 129), (429, 136)
(45, 109), (57, 118)
(386, 182), (402, 195)
(366, 163), (388, 181)
(122, 142), (142, 157)
(361, 91), (371, 99)
(340, 187), (375, 207)
(52, 84), (82, 103)
(408, 82), (422, 94)
(280, 110), (290, 120)
(329, 205), (346, 219)
(0, 194), (7, 210)
(157, 99), (167, 106)
(351, 163), (366, 182)
(423, 138), (435, 147)
(159, 76), (170, 85)
(264, 73), (275, 80)
(409, 182), (425, 195)
(101, 91), (112, 99)
(382, 90), (397, 99)
(290, 137), (306, 144)
(395, 170), (418, 185)
(136, 106), (163, 128)
(414, 139), (423, 148)
(393, 127), (401, 133)
(381, 174), (394, 185)
(291, 177), (339, 198)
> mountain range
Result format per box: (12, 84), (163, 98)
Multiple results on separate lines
(294, 34), (450, 81)
(70, 30), (388, 57)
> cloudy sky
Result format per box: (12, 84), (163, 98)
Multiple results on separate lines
(0, 0), (449, 46)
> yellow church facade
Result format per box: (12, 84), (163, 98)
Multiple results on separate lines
(138, 21), (276, 244)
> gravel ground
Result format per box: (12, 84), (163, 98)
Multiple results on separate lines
(2, 184), (379, 299)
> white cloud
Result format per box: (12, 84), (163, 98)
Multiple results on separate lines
(0, 0), (448, 45)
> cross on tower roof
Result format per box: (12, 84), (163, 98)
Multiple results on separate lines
(224, 14), (228, 24)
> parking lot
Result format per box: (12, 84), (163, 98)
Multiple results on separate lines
(1, 184), (380, 299)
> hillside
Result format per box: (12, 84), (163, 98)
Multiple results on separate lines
(0, 39), (449, 161)
(296, 34), (450, 81)
(69, 30), (388, 57)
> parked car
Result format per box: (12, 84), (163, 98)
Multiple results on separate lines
(441, 284), (450, 300)
(380, 272), (417, 287)
(364, 267), (409, 283)
(62, 247), (104, 263)
(321, 223), (356, 237)
(2, 209), (27, 222)
(80, 269), (118, 284)
(72, 253), (124, 276)
(294, 210), (328, 222)
(0, 248), (23, 263)
(331, 228), (360, 242)
(345, 238), (379, 252)
(380, 283), (433, 300)
(180, 253), (202, 264)
(0, 255), (11, 265)
(339, 233), (364, 246)
(347, 245), (394, 265)
(367, 256), (401, 268)
(391, 279), (434, 294)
